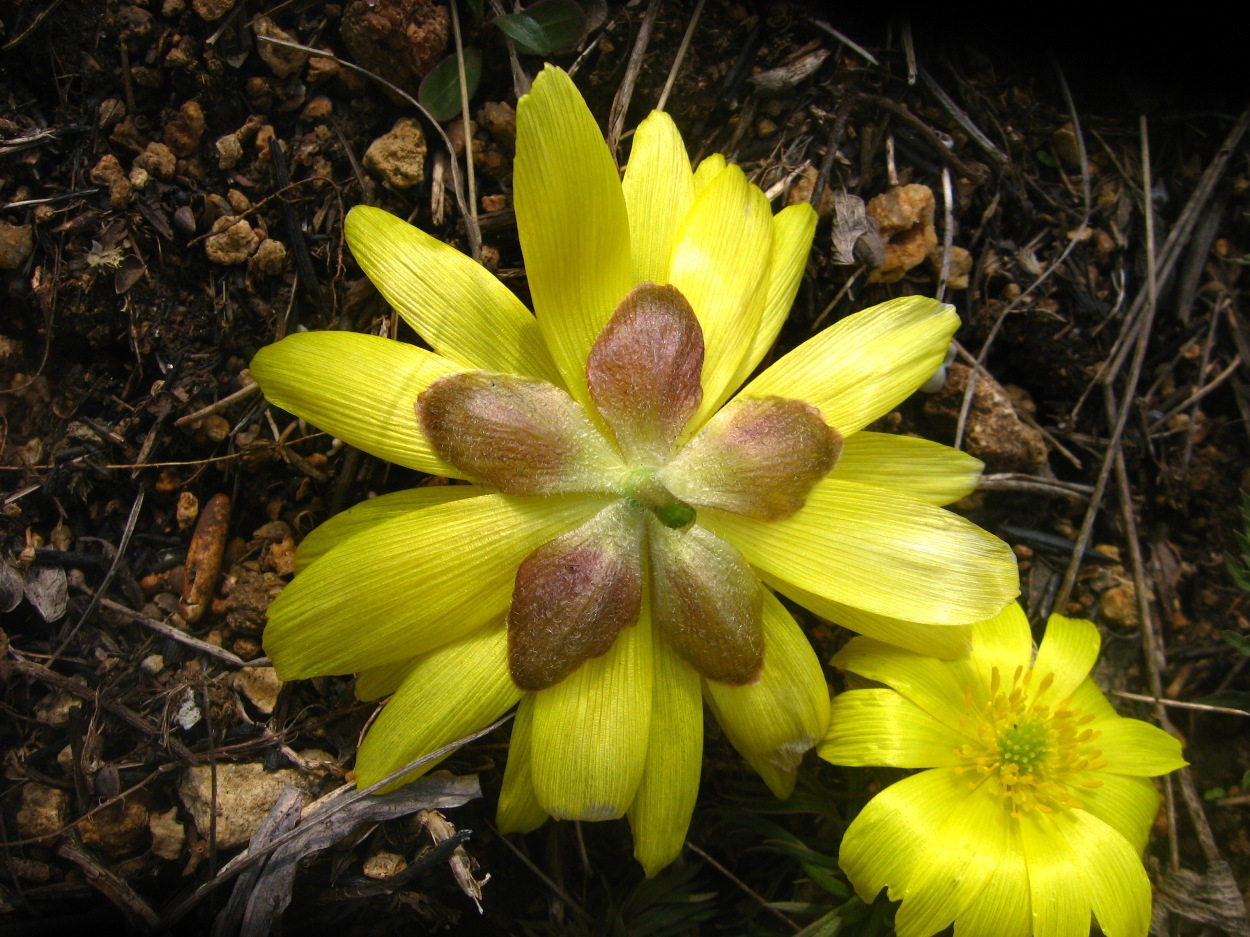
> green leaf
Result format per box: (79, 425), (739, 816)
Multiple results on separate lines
(493, 0), (585, 55)
(796, 910), (846, 937)
(417, 48), (483, 121)
(1223, 629), (1250, 657)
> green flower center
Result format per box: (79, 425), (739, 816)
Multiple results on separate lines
(957, 665), (1108, 818)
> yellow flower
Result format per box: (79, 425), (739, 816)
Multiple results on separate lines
(819, 603), (1187, 937)
(250, 65), (1018, 875)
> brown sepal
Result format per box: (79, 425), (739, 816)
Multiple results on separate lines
(662, 396), (840, 520)
(586, 282), (704, 462)
(507, 503), (643, 690)
(649, 519), (763, 685)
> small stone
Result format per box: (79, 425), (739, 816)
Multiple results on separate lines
(1100, 583), (1139, 626)
(477, 101), (516, 146)
(79, 799), (149, 859)
(16, 783), (69, 841)
(134, 141), (177, 179)
(227, 188), (252, 214)
(0, 221), (34, 270)
(756, 117), (778, 138)
(140, 653), (165, 675)
(480, 193), (508, 213)
(201, 413), (231, 442)
(163, 100), (206, 158)
(340, 0), (449, 98)
(162, 0), (186, 14)
(192, 0), (237, 21)
(926, 244), (973, 290)
(300, 96), (333, 122)
(221, 567), (285, 636)
(128, 165), (150, 190)
(923, 364), (1049, 473)
(228, 666), (283, 714)
(865, 183), (937, 284)
(179, 762), (316, 848)
(34, 687), (82, 727)
(249, 238), (287, 276)
(216, 133), (244, 170)
(89, 153), (134, 208)
(307, 56), (339, 83)
(98, 98), (126, 130)
(363, 117), (427, 189)
(205, 217), (260, 265)
(176, 490), (199, 529)
(254, 16), (306, 78)
(173, 205), (197, 237)
(363, 851), (408, 879)
(148, 806), (186, 860)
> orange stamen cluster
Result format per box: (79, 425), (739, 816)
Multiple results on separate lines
(955, 664), (1107, 818)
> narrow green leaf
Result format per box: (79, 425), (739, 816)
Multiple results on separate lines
(493, 0), (585, 55)
(417, 47), (483, 121)
(795, 910), (846, 937)
(1223, 629), (1250, 657)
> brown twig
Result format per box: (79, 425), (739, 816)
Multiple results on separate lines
(656, 0), (705, 113)
(607, 0), (662, 156)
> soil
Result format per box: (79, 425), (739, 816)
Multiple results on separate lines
(1, 1), (1248, 934)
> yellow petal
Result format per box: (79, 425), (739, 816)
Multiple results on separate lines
(250, 331), (462, 476)
(892, 783), (1012, 937)
(739, 203), (818, 382)
(265, 493), (608, 678)
(1060, 809), (1152, 937)
(514, 65), (633, 407)
(628, 635), (703, 876)
(622, 110), (694, 284)
(703, 590), (829, 798)
(692, 154), (726, 196)
(295, 486), (481, 572)
(952, 822), (1032, 937)
(530, 606), (654, 820)
(968, 602), (1033, 689)
(354, 622), (521, 789)
(1092, 718), (1187, 776)
(831, 637), (982, 737)
(820, 688), (964, 768)
(497, 695), (549, 834)
(1078, 773), (1160, 854)
(355, 656), (416, 702)
(344, 206), (560, 383)
(833, 432), (984, 506)
(1018, 811), (1093, 937)
(761, 571), (972, 659)
(839, 767), (968, 904)
(741, 297), (959, 435)
(703, 477), (1018, 626)
(1066, 675), (1121, 722)
(668, 164), (774, 422)
(1033, 613), (1100, 702)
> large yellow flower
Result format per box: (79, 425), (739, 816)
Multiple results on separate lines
(250, 65), (1018, 875)
(820, 604), (1186, 937)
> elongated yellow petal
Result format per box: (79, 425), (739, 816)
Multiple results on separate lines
(628, 634), (702, 877)
(354, 623), (521, 789)
(703, 590), (828, 798)
(1018, 811), (1093, 937)
(345, 206), (560, 383)
(668, 164), (774, 422)
(953, 822), (1032, 937)
(820, 689), (964, 768)
(833, 432), (984, 506)
(251, 331), (462, 476)
(530, 608), (654, 820)
(839, 767), (968, 904)
(1032, 613), (1100, 702)
(622, 111), (694, 284)
(692, 154), (726, 196)
(968, 602), (1033, 690)
(741, 297), (959, 435)
(515, 65), (633, 407)
(295, 486), (481, 572)
(265, 493), (608, 678)
(1056, 809), (1152, 937)
(704, 478), (1018, 626)
(1092, 719), (1187, 776)
(497, 695), (549, 834)
(355, 656), (416, 702)
(831, 637), (982, 738)
(892, 783), (1011, 937)
(1078, 773), (1160, 855)
(761, 571), (972, 658)
(740, 203), (818, 382)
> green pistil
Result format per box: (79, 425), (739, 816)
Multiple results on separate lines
(624, 468), (697, 530)
(998, 718), (1049, 774)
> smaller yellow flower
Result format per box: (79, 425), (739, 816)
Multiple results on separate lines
(819, 603), (1186, 937)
